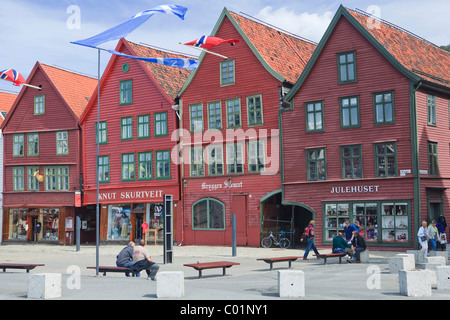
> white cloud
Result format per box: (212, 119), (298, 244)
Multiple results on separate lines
(255, 6), (333, 43)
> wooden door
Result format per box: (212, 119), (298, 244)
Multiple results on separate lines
(232, 195), (247, 246)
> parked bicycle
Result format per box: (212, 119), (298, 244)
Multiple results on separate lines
(261, 230), (293, 249)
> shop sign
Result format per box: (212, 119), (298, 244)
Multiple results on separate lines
(201, 180), (243, 191)
(330, 185), (379, 194)
(97, 190), (164, 201)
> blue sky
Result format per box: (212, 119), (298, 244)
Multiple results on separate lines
(0, 0), (449, 93)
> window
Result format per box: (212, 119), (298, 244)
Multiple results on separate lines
(13, 134), (24, 157)
(226, 143), (244, 174)
(208, 101), (222, 130)
(189, 104), (203, 133)
(305, 101), (323, 132)
(56, 131), (68, 155)
(138, 152), (152, 180)
(374, 142), (397, 177)
(340, 96), (359, 128)
(220, 59), (235, 86)
(337, 51), (356, 83)
(190, 147), (204, 177)
(34, 95), (45, 115)
(119, 80), (132, 105)
(226, 98), (241, 129)
(341, 145), (362, 179)
(27, 166), (40, 191)
(192, 198), (225, 230)
(324, 203), (349, 240)
(154, 112), (168, 137)
(381, 202), (409, 243)
(306, 148), (326, 181)
(155, 150), (170, 179)
(96, 121), (108, 144)
(98, 156), (110, 183)
(428, 142), (439, 176)
(248, 140), (265, 173)
(207, 144), (224, 176)
(427, 94), (436, 125)
(121, 117), (133, 140)
(247, 95), (263, 126)
(13, 167), (24, 191)
(44, 166), (69, 191)
(121, 153), (135, 181)
(374, 91), (394, 125)
(137, 115), (150, 139)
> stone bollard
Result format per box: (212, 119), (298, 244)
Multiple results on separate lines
(156, 271), (184, 298)
(407, 250), (425, 263)
(436, 266), (450, 290)
(389, 254), (415, 274)
(28, 273), (61, 299)
(398, 269), (432, 297)
(278, 270), (305, 298)
(360, 250), (370, 263)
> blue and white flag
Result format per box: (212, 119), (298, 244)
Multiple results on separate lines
(107, 49), (199, 70)
(73, 5), (188, 48)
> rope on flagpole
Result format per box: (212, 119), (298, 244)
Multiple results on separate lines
(178, 43), (228, 60)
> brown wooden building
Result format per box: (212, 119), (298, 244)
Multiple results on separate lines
(1, 62), (97, 243)
(177, 8), (316, 247)
(281, 6), (450, 249)
(80, 39), (192, 243)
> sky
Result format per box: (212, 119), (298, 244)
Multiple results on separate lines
(0, 0), (449, 94)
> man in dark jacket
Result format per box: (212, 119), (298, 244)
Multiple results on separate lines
(350, 231), (366, 263)
(116, 241), (136, 277)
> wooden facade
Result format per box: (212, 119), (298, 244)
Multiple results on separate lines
(1, 62), (97, 243)
(281, 6), (450, 249)
(177, 9), (316, 247)
(80, 39), (191, 243)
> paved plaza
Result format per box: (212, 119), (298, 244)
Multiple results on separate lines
(1, 243), (449, 305)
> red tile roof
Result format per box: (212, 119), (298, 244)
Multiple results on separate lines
(348, 8), (450, 88)
(127, 41), (193, 99)
(0, 91), (17, 124)
(40, 63), (98, 118)
(229, 11), (317, 84)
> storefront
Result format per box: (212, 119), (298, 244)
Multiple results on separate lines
(8, 208), (60, 242)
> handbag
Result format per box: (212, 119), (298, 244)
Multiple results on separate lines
(420, 236), (427, 242)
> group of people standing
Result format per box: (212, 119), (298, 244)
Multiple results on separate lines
(417, 215), (447, 261)
(115, 239), (159, 280)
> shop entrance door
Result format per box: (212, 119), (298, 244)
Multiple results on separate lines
(135, 213), (144, 241)
(232, 195), (247, 246)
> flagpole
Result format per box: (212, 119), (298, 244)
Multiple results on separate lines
(178, 42), (228, 59)
(95, 48), (100, 277)
(22, 83), (42, 90)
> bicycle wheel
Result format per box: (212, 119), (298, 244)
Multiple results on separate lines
(279, 237), (290, 249)
(261, 237), (273, 248)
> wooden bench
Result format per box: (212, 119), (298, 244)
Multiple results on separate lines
(87, 266), (136, 276)
(257, 256), (302, 270)
(314, 253), (347, 265)
(183, 261), (240, 278)
(0, 263), (45, 273)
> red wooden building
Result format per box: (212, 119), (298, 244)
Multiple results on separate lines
(80, 39), (192, 243)
(177, 8), (316, 247)
(281, 6), (450, 249)
(1, 62), (97, 243)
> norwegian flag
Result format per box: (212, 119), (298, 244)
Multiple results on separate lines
(0, 68), (26, 86)
(183, 36), (240, 50)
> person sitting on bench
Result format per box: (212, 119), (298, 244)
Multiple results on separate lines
(116, 241), (138, 277)
(131, 239), (159, 281)
(332, 232), (353, 257)
(350, 231), (366, 263)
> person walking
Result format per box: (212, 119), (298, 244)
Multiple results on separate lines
(417, 221), (429, 261)
(303, 220), (320, 260)
(428, 220), (439, 252)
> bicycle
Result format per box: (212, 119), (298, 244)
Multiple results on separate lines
(261, 230), (293, 249)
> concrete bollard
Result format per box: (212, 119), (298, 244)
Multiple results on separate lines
(389, 254), (415, 274)
(156, 271), (184, 298)
(407, 250), (425, 263)
(278, 270), (305, 298)
(28, 273), (61, 299)
(359, 250), (370, 263)
(436, 266), (450, 290)
(398, 269), (432, 297)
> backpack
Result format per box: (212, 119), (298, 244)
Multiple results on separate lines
(300, 225), (311, 242)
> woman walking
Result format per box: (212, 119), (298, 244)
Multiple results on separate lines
(417, 221), (429, 261)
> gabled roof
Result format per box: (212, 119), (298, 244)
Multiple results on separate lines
(285, 5), (450, 102)
(0, 91), (17, 125)
(40, 63), (97, 118)
(178, 8), (317, 96)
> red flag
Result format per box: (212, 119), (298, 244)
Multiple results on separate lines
(183, 36), (240, 50)
(0, 68), (26, 86)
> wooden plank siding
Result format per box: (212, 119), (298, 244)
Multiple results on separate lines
(282, 16), (417, 248)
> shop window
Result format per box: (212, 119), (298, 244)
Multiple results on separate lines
(381, 203), (408, 243)
(353, 203), (378, 242)
(107, 205), (131, 240)
(324, 203), (349, 240)
(305, 101), (323, 132)
(154, 112), (168, 137)
(192, 198), (225, 230)
(8, 209), (28, 240)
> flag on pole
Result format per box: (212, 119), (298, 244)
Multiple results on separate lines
(73, 5), (188, 48)
(106, 49), (199, 70)
(0, 69), (26, 86)
(183, 36), (240, 50)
